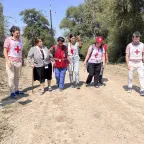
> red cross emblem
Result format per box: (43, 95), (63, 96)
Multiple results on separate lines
(95, 53), (98, 58)
(71, 49), (74, 55)
(135, 49), (140, 55)
(15, 46), (21, 53)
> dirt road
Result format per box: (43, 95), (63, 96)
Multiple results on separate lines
(0, 58), (144, 144)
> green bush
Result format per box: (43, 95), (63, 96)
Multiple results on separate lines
(81, 38), (95, 57)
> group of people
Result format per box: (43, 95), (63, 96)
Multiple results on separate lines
(3, 25), (144, 99)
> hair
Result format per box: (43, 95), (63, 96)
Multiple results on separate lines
(69, 34), (76, 42)
(132, 31), (141, 37)
(34, 37), (43, 45)
(10, 26), (20, 36)
(57, 36), (65, 42)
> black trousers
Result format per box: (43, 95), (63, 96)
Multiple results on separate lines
(86, 63), (102, 86)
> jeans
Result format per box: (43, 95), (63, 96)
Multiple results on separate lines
(68, 56), (79, 84)
(55, 68), (67, 89)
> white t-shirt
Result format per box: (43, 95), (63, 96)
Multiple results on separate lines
(126, 42), (144, 62)
(68, 42), (79, 56)
(88, 44), (105, 63)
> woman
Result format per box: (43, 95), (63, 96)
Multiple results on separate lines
(84, 36), (105, 88)
(3, 26), (24, 99)
(27, 37), (53, 95)
(50, 37), (71, 91)
(67, 34), (82, 89)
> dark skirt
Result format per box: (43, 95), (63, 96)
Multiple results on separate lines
(33, 63), (52, 83)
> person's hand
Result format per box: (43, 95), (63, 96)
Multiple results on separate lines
(128, 65), (130, 70)
(31, 65), (34, 68)
(84, 61), (87, 65)
(7, 60), (11, 68)
(70, 61), (73, 65)
(77, 34), (81, 41)
(106, 60), (109, 64)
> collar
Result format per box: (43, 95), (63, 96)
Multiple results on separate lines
(10, 36), (21, 42)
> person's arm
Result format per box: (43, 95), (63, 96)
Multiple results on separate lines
(125, 45), (130, 70)
(66, 46), (72, 64)
(27, 47), (34, 68)
(105, 50), (109, 64)
(67, 55), (71, 64)
(142, 45), (144, 63)
(3, 38), (11, 68)
(102, 48), (105, 67)
(77, 35), (82, 48)
(84, 46), (92, 65)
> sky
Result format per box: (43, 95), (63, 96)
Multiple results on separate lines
(1, 0), (84, 37)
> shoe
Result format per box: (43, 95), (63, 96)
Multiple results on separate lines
(10, 92), (17, 99)
(48, 86), (52, 92)
(70, 83), (75, 88)
(15, 90), (24, 95)
(127, 87), (132, 93)
(140, 91), (144, 96)
(40, 89), (45, 95)
(75, 83), (80, 89)
(59, 88), (63, 92)
(99, 80), (104, 85)
(95, 85), (99, 88)
(85, 83), (90, 87)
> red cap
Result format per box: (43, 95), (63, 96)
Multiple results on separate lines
(96, 36), (103, 44)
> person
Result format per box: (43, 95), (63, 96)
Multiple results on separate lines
(50, 37), (71, 91)
(98, 43), (109, 85)
(84, 36), (105, 88)
(3, 26), (24, 99)
(27, 37), (53, 95)
(125, 31), (144, 95)
(67, 34), (82, 89)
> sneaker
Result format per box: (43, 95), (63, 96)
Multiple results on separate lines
(10, 92), (17, 99)
(99, 80), (104, 85)
(140, 91), (144, 96)
(40, 89), (45, 95)
(85, 83), (90, 87)
(48, 86), (52, 92)
(70, 83), (75, 88)
(59, 88), (63, 92)
(127, 88), (132, 93)
(95, 85), (99, 88)
(75, 83), (80, 89)
(15, 90), (24, 95)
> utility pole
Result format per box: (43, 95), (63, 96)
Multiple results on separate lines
(49, 5), (56, 36)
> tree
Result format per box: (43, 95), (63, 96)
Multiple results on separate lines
(20, 8), (55, 55)
(60, 4), (92, 38)
(60, 0), (144, 62)
(0, 2), (4, 56)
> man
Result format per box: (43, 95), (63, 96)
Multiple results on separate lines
(125, 31), (144, 95)
(3, 26), (24, 99)
(50, 37), (71, 91)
